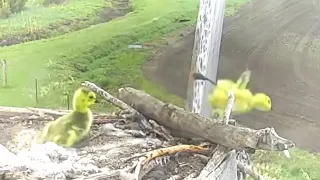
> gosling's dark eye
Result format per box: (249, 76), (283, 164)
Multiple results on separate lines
(89, 96), (94, 99)
(268, 100), (271, 104)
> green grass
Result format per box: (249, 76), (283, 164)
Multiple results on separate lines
(252, 148), (320, 180)
(0, 0), (199, 108)
(225, 0), (250, 16)
(0, 0), (249, 110)
(0, 0), (110, 41)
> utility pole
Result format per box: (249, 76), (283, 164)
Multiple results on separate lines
(187, 0), (226, 118)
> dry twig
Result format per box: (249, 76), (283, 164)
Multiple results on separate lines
(223, 90), (235, 124)
(81, 81), (152, 131)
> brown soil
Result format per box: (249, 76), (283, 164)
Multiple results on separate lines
(143, 0), (320, 152)
(143, 29), (195, 99)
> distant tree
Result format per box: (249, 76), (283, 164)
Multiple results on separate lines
(0, 0), (28, 19)
(9, 0), (28, 13)
(0, 0), (11, 18)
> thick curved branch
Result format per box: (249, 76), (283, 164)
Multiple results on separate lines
(117, 87), (295, 151)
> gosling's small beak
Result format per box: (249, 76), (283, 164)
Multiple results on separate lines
(271, 107), (273, 111)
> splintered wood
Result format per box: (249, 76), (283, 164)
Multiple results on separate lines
(128, 144), (210, 180)
(126, 144), (210, 163)
(144, 144), (209, 161)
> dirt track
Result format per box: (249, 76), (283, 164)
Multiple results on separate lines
(143, 0), (320, 151)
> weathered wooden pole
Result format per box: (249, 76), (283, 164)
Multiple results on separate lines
(186, 0), (239, 179)
(186, 0), (226, 118)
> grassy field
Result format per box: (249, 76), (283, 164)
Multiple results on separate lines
(225, 0), (249, 16)
(252, 148), (320, 180)
(0, 0), (198, 108)
(0, 0), (250, 43)
(0, 0), (113, 45)
(0, 0), (249, 109)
